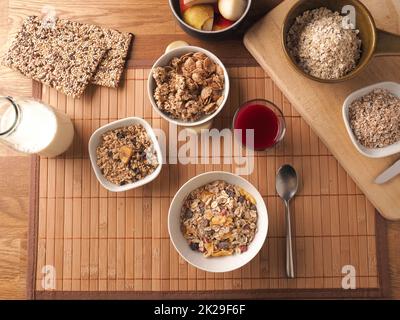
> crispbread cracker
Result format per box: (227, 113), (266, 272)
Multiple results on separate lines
(2, 16), (109, 98)
(3, 16), (133, 96)
(91, 29), (133, 87)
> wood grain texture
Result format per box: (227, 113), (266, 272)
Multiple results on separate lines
(0, 0), (399, 300)
(244, 0), (400, 220)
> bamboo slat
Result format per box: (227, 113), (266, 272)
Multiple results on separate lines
(33, 67), (383, 296)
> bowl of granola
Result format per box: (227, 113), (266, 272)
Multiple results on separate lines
(88, 117), (163, 192)
(168, 171), (268, 273)
(148, 46), (229, 128)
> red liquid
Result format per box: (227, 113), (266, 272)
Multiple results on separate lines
(234, 103), (280, 150)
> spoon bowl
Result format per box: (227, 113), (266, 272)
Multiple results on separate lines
(276, 165), (298, 201)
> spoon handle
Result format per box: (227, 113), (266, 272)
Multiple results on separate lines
(285, 200), (295, 278)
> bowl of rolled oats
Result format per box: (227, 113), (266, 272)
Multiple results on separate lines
(88, 117), (163, 192)
(282, 0), (400, 82)
(148, 46), (229, 128)
(168, 171), (268, 273)
(342, 82), (400, 158)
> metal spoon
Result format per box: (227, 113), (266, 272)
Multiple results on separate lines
(276, 164), (298, 279)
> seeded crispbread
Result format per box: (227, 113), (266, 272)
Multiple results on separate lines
(2, 16), (108, 98)
(91, 29), (133, 88)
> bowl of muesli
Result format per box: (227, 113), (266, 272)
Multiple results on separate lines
(148, 46), (229, 128)
(88, 117), (163, 192)
(168, 171), (268, 273)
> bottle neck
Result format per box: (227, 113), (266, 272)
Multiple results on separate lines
(0, 96), (21, 137)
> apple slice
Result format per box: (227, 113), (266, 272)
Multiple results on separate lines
(180, 0), (189, 12)
(212, 16), (234, 31)
(183, 0), (217, 7)
(165, 40), (190, 53)
(202, 17), (214, 31)
(183, 5), (214, 30)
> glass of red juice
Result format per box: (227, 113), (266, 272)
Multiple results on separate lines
(233, 99), (286, 150)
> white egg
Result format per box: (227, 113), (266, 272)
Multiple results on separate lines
(218, 0), (247, 21)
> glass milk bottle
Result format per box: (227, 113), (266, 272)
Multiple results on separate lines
(0, 96), (74, 157)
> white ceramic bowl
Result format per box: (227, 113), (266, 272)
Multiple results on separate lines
(148, 46), (230, 127)
(168, 171), (268, 273)
(88, 117), (163, 192)
(342, 81), (400, 158)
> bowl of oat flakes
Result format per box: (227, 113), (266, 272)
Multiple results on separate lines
(282, 0), (400, 82)
(168, 171), (268, 273)
(88, 117), (163, 192)
(148, 46), (229, 128)
(343, 82), (400, 158)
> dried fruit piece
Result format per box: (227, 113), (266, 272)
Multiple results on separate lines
(204, 209), (213, 220)
(200, 190), (213, 202)
(212, 249), (233, 257)
(211, 215), (226, 226)
(189, 242), (199, 251)
(217, 240), (230, 250)
(204, 242), (214, 257)
(119, 146), (133, 164)
(239, 188), (256, 205)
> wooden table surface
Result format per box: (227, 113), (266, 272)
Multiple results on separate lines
(0, 0), (399, 299)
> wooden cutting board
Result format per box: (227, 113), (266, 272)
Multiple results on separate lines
(243, 0), (400, 221)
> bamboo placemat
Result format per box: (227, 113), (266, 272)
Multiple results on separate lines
(28, 65), (389, 299)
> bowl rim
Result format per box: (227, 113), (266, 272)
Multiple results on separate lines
(167, 171), (269, 273)
(342, 81), (400, 158)
(147, 45), (230, 127)
(88, 117), (163, 192)
(168, 0), (252, 35)
(281, 0), (378, 83)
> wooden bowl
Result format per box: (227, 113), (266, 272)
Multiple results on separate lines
(282, 0), (400, 83)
